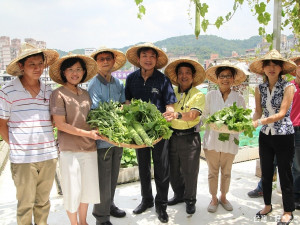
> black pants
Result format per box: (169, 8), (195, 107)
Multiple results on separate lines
(93, 147), (123, 223)
(169, 132), (201, 202)
(259, 132), (295, 212)
(136, 139), (169, 208)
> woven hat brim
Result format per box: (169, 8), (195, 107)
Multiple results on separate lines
(206, 64), (247, 86)
(249, 51), (297, 75)
(90, 48), (126, 72)
(164, 58), (206, 86)
(126, 43), (168, 69)
(49, 54), (98, 85)
(6, 49), (59, 76)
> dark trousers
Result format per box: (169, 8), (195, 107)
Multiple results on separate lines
(292, 128), (300, 200)
(136, 139), (169, 208)
(93, 147), (123, 223)
(169, 132), (201, 202)
(259, 132), (295, 212)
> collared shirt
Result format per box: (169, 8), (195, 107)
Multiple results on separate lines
(171, 86), (205, 130)
(290, 80), (300, 127)
(88, 74), (125, 149)
(0, 77), (58, 163)
(259, 77), (294, 135)
(202, 89), (246, 155)
(125, 69), (177, 113)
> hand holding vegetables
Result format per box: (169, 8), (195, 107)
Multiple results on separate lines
(205, 102), (255, 145)
(87, 99), (173, 147)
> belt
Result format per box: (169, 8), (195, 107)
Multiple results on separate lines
(172, 127), (195, 136)
(294, 126), (300, 132)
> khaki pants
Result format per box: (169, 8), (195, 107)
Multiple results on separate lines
(11, 158), (57, 225)
(204, 150), (235, 196)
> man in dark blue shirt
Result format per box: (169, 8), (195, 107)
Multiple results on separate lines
(125, 43), (177, 223)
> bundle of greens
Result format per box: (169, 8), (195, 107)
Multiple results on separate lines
(205, 102), (255, 145)
(87, 99), (173, 147)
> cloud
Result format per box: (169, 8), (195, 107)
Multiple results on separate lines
(0, 0), (292, 51)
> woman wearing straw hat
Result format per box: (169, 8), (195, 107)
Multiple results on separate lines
(0, 43), (59, 225)
(125, 43), (177, 223)
(203, 62), (246, 213)
(49, 54), (102, 225)
(250, 49), (296, 225)
(88, 47), (127, 225)
(163, 58), (205, 214)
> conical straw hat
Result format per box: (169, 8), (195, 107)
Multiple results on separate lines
(90, 47), (126, 72)
(205, 61), (247, 86)
(6, 43), (59, 76)
(249, 49), (296, 75)
(126, 42), (168, 69)
(49, 53), (98, 85)
(164, 58), (206, 86)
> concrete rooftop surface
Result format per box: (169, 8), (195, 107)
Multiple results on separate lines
(0, 158), (299, 225)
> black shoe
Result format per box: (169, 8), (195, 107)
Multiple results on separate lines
(186, 202), (196, 214)
(100, 221), (113, 225)
(110, 204), (126, 218)
(133, 201), (154, 214)
(155, 206), (169, 223)
(168, 196), (184, 206)
(256, 205), (272, 219)
(295, 201), (300, 210)
(277, 213), (293, 225)
(248, 189), (263, 198)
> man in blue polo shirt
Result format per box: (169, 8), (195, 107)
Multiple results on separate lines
(88, 47), (127, 225)
(125, 43), (177, 223)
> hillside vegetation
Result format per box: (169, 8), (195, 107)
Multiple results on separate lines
(56, 34), (262, 65)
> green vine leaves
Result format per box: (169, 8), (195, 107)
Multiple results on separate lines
(134, 0), (299, 49)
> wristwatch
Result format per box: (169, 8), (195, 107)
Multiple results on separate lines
(177, 112), (182, 119)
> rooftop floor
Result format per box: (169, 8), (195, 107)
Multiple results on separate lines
(0, 159), (299, 225)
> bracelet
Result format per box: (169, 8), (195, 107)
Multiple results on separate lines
(257, 119), (262, 126)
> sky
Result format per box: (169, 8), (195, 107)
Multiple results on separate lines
(0, 0), (292, 51)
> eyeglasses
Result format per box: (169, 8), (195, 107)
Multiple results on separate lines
(65, 68), (84, 74)
(218, 75), (233, 79)
(97, 57), (113, 62)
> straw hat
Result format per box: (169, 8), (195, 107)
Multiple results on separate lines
(249, 49), (296, 75)
(206, 61), (247, 86)
(164, 58), (206, 86)
(290, 55), (300, 64)
(90, 47), (126, 71)
(49, 53), (98, 85)
(126, 42), (168, 69)
(6, 43), (59, 76)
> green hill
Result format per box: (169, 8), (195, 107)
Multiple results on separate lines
(119, 35), (262, 63)
(55, 35), (262, 65)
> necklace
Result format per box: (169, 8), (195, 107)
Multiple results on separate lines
(22, 77), (40, 96)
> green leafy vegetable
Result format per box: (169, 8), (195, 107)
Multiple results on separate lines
(206, 102), (255, 145)
(87, 99), (173, 147)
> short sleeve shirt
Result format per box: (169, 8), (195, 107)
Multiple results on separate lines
(0, 77), (58, 163)
(125, 69), (177, 113)
(87, 74), (125, 149)
(202, 89), (246, 155)
(290, 80), (300, 127)
(50, 86), (96, 152)
(259, 77), (294, 135)
(171, 86), (205, 130)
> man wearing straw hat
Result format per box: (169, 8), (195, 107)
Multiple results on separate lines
(125, 43), (177, 223)
(163, 58), (206, 214)
(0, 43), (59, 225)
(88, 47), (127, 225)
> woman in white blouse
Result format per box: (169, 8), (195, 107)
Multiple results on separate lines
(202, 63), (246, 213)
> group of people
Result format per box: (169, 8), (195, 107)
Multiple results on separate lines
(0, 41), (299, 225)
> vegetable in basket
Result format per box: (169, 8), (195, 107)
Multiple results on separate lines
(205, 102), (255, 145)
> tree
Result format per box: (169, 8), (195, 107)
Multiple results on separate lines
(134, 0), (299, 49)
